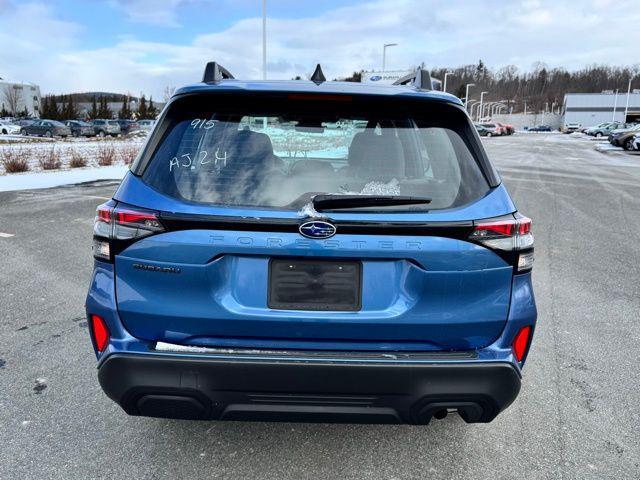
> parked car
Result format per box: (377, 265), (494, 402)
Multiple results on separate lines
(64, 120), (95, 137)
(115, 119), (140, 135)
(580, 122), (608, 134)
(13, 119), (37, 128)
(86, 63), (537, 425)
(528, 125), (552, 132)
(496, 122), (514, 135)
(136, 119), (155, 131)
(0, 120), (21, 135)
(474, 123), (489, 136)
(586, 122), (627, 137)
(608, 124), (640, 150)
(479, 122), (504, 136)
(92, 119), (121, 137)
(562, 123), (582, 133)
(20, 119), (71, 138)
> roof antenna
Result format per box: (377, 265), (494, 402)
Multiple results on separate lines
(310, 64), (326, 85)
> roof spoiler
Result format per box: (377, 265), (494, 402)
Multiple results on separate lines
(202, 62), (235, 83)
(392, 68), (441, 91)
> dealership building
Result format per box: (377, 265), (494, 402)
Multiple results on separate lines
(563, 91), (640, 127)
(0, 77), (42, 117)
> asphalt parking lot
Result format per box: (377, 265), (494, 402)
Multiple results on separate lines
(1, 134), (639, 479)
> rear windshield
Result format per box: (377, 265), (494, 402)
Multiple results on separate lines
(141, 94), (490, 212)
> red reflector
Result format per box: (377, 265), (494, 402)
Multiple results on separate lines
(91, 315), (110, 352)
(513, 326), (531, 362)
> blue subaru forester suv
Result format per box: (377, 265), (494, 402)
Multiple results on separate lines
(86, 63), (536, 424)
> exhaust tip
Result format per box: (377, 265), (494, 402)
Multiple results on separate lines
(433, 409), (448, 420)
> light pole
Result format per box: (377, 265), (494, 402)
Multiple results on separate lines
(483, 102), (492, 119)
(443, 72), (454, 93)
(624, 77), (634, 121)
(382, 43), (398, 77)
(465, 83), (475, 111)
(612, 89), (619, 121)
(478, 91), (488, 122)
(262, 0), (267, 80)
(469, 101), (481, 120)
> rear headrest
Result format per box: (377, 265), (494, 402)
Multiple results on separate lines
(348, 130), (405, 182)
(235, 129), (274, 158)
(289, 160), (335, 177)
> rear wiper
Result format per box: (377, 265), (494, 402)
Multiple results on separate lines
(312, 194), (431, 211)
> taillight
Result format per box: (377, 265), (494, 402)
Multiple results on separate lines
(93, 201), (164, 262)
(512, 325), (532, 362)
(90, 314), (110, 352)
(469, 214), (534, 272)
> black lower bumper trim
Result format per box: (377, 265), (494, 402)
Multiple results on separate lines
(98, 353), (521, 424)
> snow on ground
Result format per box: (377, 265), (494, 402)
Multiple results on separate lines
(0, 165), (129, 192)
(0, 135), (147, 191)
(594, 142), (623, 152)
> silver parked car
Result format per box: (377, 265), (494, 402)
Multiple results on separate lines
(92, 119), (121, 137)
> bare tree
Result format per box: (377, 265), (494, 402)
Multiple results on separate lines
(163, 86), (176, 103)
(2, 84), (23, 115)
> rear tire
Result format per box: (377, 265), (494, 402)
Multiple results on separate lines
(487, 132), (492, 137)
(98, 131), (106, 138)
(46, 130), (53, 138)
(595, 132), (603, 138)
(624, 138), (634, 151)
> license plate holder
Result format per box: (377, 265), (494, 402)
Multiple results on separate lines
(268, 258), (362, 311)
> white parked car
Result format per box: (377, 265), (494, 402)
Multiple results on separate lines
(562, 123), (581, 134)
(0, 120), (21, 135)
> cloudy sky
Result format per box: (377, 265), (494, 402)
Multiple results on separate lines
(0, 0), (638, 97)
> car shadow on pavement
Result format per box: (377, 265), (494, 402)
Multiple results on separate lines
(132, 415), (470, 477)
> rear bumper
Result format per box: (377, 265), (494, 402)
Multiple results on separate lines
(98, 352), (521, 424)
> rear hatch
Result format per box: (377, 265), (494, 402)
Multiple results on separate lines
(109, 91), (518, 351)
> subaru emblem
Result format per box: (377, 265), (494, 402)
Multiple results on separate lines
(299, 220), (336, 239)
(370, 75), (382, 81)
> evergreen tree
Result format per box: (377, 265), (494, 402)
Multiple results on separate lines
(119, 96), (130, 119)
(137, 95), (148, 120)
(147, 96), (157, 119)
(104, 98), (112, 119)
(90, 96), (98, 119)
(64, 95), (78, 120)
(40, 96), (50, 118)
(0, 106), (9, 117)
(97, 96), (112, 118)
(342, 71), (363, 82)
(58, 95), (67, 120)
(49, 95), (60, 120)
